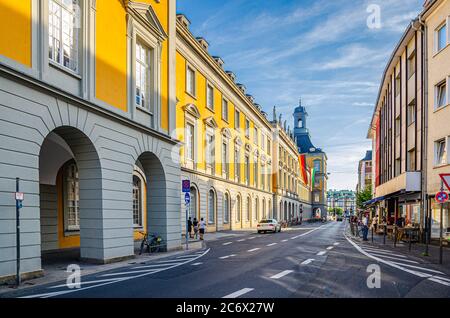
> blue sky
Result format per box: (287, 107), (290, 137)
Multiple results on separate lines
(177, 0), (423, 190)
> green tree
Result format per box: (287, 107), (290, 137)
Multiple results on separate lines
(356, 185), (373, 209)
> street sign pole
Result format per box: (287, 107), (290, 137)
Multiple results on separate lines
(15, 178), (21, 286)
(186, 200), (189, 251)
(182, 180), (191, 251)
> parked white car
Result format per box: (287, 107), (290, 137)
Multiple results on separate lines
(257, 219), (282, 234)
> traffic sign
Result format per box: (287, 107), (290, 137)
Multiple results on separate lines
(440, 174), (450, 192)
(435, 191), (449, 204)
(182, 180), (190, 193)
(185, 192), (190, 204)
(15, 192), (24, 201)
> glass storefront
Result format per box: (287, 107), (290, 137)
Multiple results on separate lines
(430, 200), (449, 239)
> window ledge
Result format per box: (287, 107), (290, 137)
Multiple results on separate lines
(49, 60), (82, 80)
(433, 163), (450, 169)
(206, 105), (215, 113)
(433, 103), (450, 113)
(64, 230), (80, 237)
(136, 105), (154, 116)
(185, 91), (197, 100)
(433, 43), (450, 58)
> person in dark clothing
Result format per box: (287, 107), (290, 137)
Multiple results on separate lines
(187, 217), (193, 238)
(193, 218), (199, 239)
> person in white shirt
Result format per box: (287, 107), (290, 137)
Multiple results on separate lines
(199, 218), (206, 240)
(362, 213), (369, 241)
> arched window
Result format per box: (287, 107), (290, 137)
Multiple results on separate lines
(224, 193), (230, 224)
(189, 186), (197, 220)
(132, 175), (143, 227)
(208, 189), (216, 224)
(236, 195), (241, 222)
(246, 196), (251, 222)
(64, 161), (79, 231)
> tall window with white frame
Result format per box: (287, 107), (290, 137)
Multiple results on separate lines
(186, 123), (195, 161)
(236, 195), (241, 223)
(208, 189), (215, 224)
(437, 22), (447, 52)
(234, 147), (240, 182)
(222, 141), (229, 179)
(245, 119), (250, 138)
(246, 197), (251, 222)
(136, 41), (152, 112)
(64, 161), (80, 231)
(224, 193), (230, 224)
(132, 175), (143, 228)
(207, 84), (214, 111)
(253, 157), (258, 187)
(222, 98), (228, 121)
(235, 109), (240, 130)
(245, 155), (250, 186)
(186, 66), (196, 96)
(435, 139), (447, 166)
(206, 133), (215, 174)
(436, 80), (447, 109)
(49, 0), (80, 72)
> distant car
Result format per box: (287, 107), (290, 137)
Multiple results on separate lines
(336, 215), (343, 222)
(257, 219), (282, 234)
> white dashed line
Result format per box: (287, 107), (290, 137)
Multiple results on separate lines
(270, 270), (294, 279)
(301, 259), (315, 265)
(326, 246), (334, 250)
(317, 251), (327, 256)
(248, 248), (261, 252)
(248, 237), (257, 240)
(219, 254), (236, 259)
(333, 242), (340, 246)
(267, 243), (277, 247)
(223, 288), (254, 299)
(237, 239), (246, 242)
(281, 240), (288, 242)
(191, 262), (203, 266)
(223, 242), (233, 246)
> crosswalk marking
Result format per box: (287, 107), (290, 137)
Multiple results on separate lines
(270, 270), (294, 279)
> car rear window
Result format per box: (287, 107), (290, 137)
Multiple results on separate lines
(259, 220), (272, 223)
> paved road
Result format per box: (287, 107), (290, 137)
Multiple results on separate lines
(4, 222), (450, 298)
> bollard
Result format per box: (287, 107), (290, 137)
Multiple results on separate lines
(371, 227), (374, 243)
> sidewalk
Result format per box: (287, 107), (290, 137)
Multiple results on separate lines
(345, 224), (450, 275)
(0, 240), (204, 295)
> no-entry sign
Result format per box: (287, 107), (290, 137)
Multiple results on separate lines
(435, 191), (449, 204)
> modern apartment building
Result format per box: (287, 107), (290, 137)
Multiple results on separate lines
(0, 0), (181, 281)
(367, 0), (450, 239)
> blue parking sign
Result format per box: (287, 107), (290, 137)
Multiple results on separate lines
(185, 192), (190, 204)
(182, 180), (190, 193)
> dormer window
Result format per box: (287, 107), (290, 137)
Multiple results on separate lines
(49, 0), (80, 73)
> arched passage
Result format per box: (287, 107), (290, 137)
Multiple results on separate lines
(39, 126), (104, 263)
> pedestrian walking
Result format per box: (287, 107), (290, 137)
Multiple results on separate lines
(193, 218), (199, 240)
(187, 217), (193, 239)
(371, 214), (379, 233)
(362, 213), (369, 241)
(199, 218), (206, 240)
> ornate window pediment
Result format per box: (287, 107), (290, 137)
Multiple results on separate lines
(203, 116), (218, 129)
(221, 128), (232, 139)
(235, 136), (243, 147)
(126, 1), (168, 42)
(183, 103), (200, 119)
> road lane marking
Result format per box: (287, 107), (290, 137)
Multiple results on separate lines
(333, 243), (340, 246)
(248, 248), (261, 252)
(428, 277), (450, 286)
(20, 249), (211, 299)
(367, 254), (419, 263)
(248, 237), (257, 240)
(281, 240), (288, 242)
(344, 233), (450, 287)
(223, 288), (255, 299)
(389, 262), (445, 275)
(317, 251), (327, 256)
(237, 239), (246, 242)
(192, 262), (203, 266)
(101, 269), (160, 277)
(48, 278), (126, 289)
(326, 246), (334, 250)
(223, 242), (233, 246)
(219, 254), (236, 259)
(267, 243), (277, 247)
(270, 270), (294, 279)
(362, 248), (408, 258)
(132, 263), (183, 269)
(301, 259), (315, 265)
